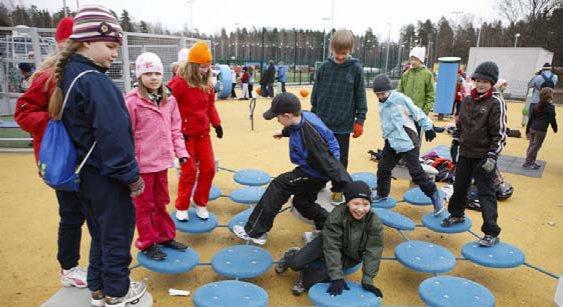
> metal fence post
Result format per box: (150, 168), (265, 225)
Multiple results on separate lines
(121, 32), (132, 92)
(30, 28), (42, 69)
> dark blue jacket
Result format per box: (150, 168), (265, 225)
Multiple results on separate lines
(61, 54), (139, 184)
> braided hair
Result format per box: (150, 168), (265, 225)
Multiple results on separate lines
(48, 39), (82, 119)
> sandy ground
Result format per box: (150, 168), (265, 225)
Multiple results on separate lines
(0, 87), (562, 306)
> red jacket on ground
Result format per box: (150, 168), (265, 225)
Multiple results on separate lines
(14, 70), (54, 162)
(167, 76), (221, 137)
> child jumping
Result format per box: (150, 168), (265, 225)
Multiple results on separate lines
(168, 41), (223, 221)
(126, 52), (189, 261)
(275, 181), (384, 297)
(371, 74), (444, 215)
(443, 61), (507, 247)
(233, 92), (351, 245)
(49, 5), (146, 306)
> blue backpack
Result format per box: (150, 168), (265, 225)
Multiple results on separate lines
(38, 70), (97, 191)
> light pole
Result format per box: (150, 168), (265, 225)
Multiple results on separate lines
(186, 1), (195, 33)
(321, 17), (331, 60)
(384, 22), (391, 73)
(234, 22), (240, 61)
(514, 33), (520, 48)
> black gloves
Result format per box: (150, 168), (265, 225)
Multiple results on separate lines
(214, 125), (223, 139)
(450, 140), (459, 164)
(425, 129), (436, 142)
(326, 279), (349, 296)
(362, 283), (383, 298)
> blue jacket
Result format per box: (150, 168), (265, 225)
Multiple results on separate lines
(277, 66), (287, 82)
(528, 71), (558, 104)
(378, 91), (433, 153)
(288, 111), (341, 178)
(61, 54), (139, 184)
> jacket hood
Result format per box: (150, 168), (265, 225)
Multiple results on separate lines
(327, 57), (359, 68)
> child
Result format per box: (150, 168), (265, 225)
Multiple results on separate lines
(248, 65), (255, 98)
(397, 46), (435, 116)
(275, 181), (383, 297)
(14, 16), (89, 291)
(233, 92), (351, 245)
(48, 5), (147, 305)
(311, 29), (367, 204)
(168, 41), (223, 221)
(18, 62), (33, 92)
(277, 61), (287, 92)
(524, 87), (557, 169)
(125, 52), (189, 260)
(443, 61), (507, 247)
(239, 66), (250, 100)
(371, 74), (444, 215)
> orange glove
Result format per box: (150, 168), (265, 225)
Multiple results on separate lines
(352, 122), (364, 138)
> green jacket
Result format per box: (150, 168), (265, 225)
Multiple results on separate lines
(322, 204), (383, 286)
(397, 66), (435, 114)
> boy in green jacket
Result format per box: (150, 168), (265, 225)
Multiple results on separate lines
(275, 181), (384, 298)
(397, 46), (435, 116)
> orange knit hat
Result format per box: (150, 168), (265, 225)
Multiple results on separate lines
(188, 41), (213, 64)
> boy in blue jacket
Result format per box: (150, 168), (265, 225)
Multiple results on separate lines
(233, 93), (351, 245)
(372, 74), (444, 215)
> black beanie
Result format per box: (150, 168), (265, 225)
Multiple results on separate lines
(372, 74), (392, 93)
(472, 61), (499, 85)
(344, 181), (372, 203)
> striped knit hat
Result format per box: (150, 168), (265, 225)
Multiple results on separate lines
(69, 5), (123, 45)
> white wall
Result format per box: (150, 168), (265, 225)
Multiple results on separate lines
(466, 47), (554, 99)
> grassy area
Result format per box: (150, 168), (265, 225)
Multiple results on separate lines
(0, 115), (32, 148)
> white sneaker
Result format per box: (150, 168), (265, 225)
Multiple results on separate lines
(90, 290), (105, 307)
(175, 210), (189, 222)
(194, 205), (209, 220)
(105, 281), (147, 307)
(60, 266), (88, 288)
(232, 225), (267, 245)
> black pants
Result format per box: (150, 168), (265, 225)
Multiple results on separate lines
(248, 84), (254, 98)
(281, 81), (286, 92)
(448, 156), (501, 237)
(244, 168), (329, 238)
(79, 166), (135, 297)
(260, 84), (268, 97)
(231, 83), (237, 98)
(376, 136), (437, 198)
(56, 190), (86, 270)
(331, 133), (350, 193)
(268, 82), (274, 97)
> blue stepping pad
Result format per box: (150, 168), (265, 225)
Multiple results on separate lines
(403, 187), (445, 206)
(234, 169), (271, 186)
(209, 185), (222, 201)
(422, 212), (472, 234)
(351, 172), (377, 189)
(230, 186), (265, 205)
(419, 276), (495, 307)
(373, 208), (415, 230)
(395, 240), (456, 273)
(193, 280), (268, 307)
(227, 208), (253, 232)
(371, 195), (397, 209)
(136, 246), (199, 274)
(308, 281), (381, 307)
(461, 241), (525, 268)
(172, 209), (218, 233)
(211, 245), (273, 278)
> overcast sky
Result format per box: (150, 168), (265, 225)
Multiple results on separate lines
(21, 0), (498, 40)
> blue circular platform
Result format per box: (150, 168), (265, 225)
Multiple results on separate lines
(308, 281), (381, 307)
(395, 240), (456, 273)
(172, 209), (218, 233)
(422, 212), (472, 234)
(234, 169), (271, 186)
(228, 208), (253, 232)
(373, 208), (415, 231)
(461, 241), (525, 268)
(418, 276), (495, 307)
(351, 172), (377, 189)
(230, 186), (265, 205)
(137, 247), (199, 274)
(209, 185), (222, 201)
(308, 260), (361, 277)
(371, 195), (397, 209)
(211, 245), (273, 278)
(403, 188), (445, 206)
(343, 262), (362, 276)
(193, 280), (268, 307)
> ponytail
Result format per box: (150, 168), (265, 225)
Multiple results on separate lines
(48, 40), (82, 119)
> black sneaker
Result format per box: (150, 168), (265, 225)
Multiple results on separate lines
(275, 247), (300, 274)
(161, 239), (188, 250)
(292, 272), (305, 296)
(441, 216), (465, 227)
(478, 235), (499, 247)
(142, 244), (166, 260)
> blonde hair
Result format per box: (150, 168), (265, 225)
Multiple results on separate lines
(48, 39), (83, 119)
(137, 76), (168, 104)
(177, 61), (212, 92)
(330, 30), (354, 53)
(28, 54), (57, 91)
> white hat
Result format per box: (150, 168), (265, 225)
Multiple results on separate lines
(135, 52), (163, 79)
(409, 46), (426, 63)
(178, 48), (190, 62)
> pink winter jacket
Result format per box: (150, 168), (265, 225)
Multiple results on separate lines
(125, 89), (188, 173)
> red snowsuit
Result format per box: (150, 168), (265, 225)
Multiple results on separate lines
(168, 76), (221, 210)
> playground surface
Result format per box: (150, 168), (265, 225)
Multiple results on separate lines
(0, 87), (561, 306)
